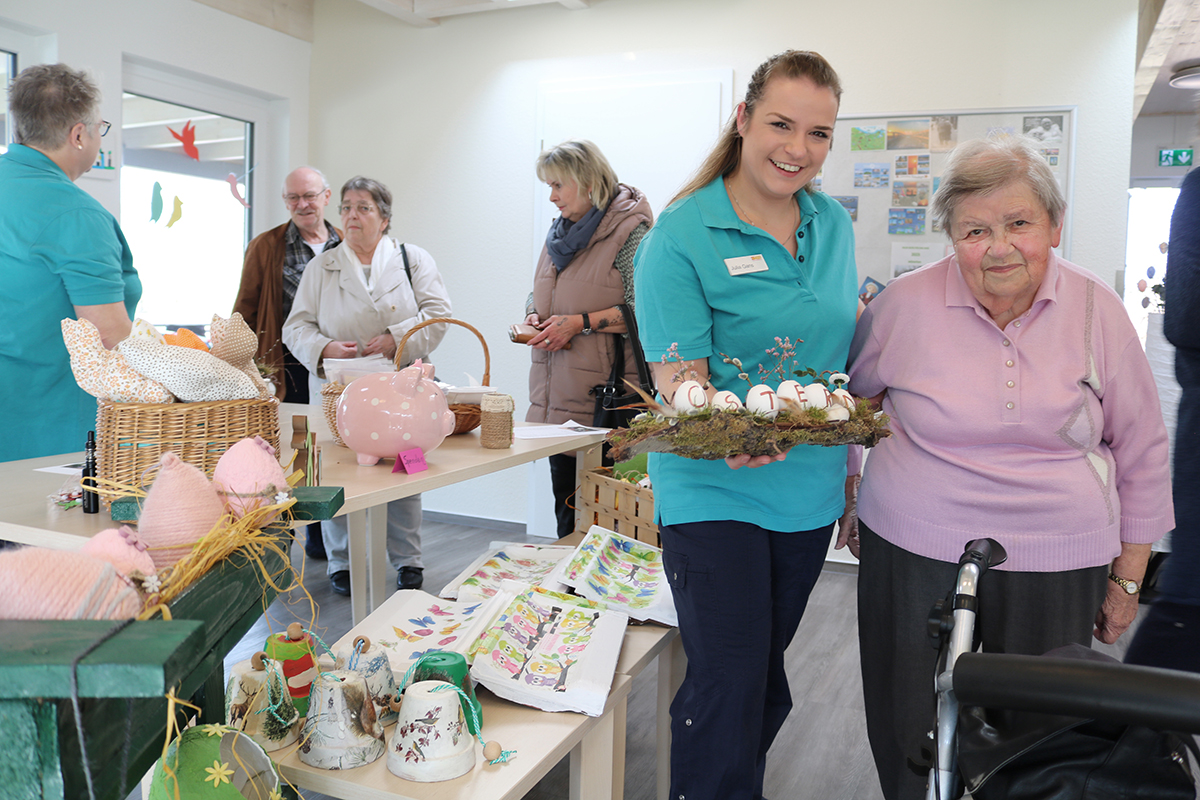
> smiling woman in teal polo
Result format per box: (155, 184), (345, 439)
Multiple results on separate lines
(0, 64), (140, 461)
(633, 50), (858, 800)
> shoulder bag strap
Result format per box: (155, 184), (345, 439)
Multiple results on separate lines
(400, 243), (413, 286)
(616, 303), (653, 394)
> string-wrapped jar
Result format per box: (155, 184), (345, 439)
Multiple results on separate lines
(480, 393), (514, 449)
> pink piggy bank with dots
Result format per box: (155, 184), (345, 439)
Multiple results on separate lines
(335, 360), (457, 466)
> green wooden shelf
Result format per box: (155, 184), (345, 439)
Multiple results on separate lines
(0, 620), (205, 699)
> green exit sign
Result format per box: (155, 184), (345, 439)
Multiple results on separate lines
(1160, 148), (1193, 167)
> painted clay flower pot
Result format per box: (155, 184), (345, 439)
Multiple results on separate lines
(336, 360), (456, 466)
(413, 651), (480, 736)
(386, 680), (476, 782)
(299, 670), (385, 770)
(262, 622), (317, 716)
(225, 651), (300, 752)
(147, 725), (280, 799)
(334, 635), (399, 726)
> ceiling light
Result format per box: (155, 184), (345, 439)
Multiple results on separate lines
(1169, 65), (1200, 89)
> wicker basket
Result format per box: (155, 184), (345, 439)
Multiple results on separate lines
(396, 318), (491, 435)
(321, 381), (347, 447)
(95, 397), (281, 500)
(575, 467), (658, 546)
(321, 318), (492, 443)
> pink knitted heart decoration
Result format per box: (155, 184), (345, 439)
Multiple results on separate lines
(80, 525), (158, 578)
(213, 436), (288, 521)
(0, 547), (141, 620)
(137, 452), (225, 568)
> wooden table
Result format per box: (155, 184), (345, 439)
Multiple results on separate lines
(291, 589), (684, 800)
(277, 403), (607, 624)
(0, 403), (608, 625)
(277, 674), (633, 800)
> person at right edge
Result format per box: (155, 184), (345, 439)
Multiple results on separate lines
(634, 51), (858, 800)
(844, 135), (1174, 800)
(1125, 164), (1200, 674)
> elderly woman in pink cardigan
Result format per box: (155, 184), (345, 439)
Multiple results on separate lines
(843, 135), (1174, 800)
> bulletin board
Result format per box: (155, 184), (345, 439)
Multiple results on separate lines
(818, 108), (1076, 296)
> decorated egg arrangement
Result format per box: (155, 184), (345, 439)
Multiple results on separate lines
(606, 339), (892, 461)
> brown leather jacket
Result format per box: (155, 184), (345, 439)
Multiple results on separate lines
(232, 221), (340, 399)
(526, 184), (653, 424)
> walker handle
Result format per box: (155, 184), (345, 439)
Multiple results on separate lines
(960, 538), (1007, 571)
(954, 652), (1200, 734)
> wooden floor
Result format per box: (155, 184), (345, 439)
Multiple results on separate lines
(164, 518), (1131, 800)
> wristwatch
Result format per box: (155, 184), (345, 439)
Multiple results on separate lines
(1108, 572), (1140, 595)
(581, 312), (594, 335)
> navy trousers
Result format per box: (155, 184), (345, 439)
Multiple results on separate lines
(660, 519), (833, 800)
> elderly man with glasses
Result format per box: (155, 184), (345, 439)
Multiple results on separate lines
(233, 165), (341, 561)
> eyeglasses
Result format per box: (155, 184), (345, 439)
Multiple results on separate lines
(339, 204), (378, 215)
(97, 120), (111, 137)
(284, 192), (323, 205)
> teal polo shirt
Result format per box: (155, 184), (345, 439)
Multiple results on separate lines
(0, 144), (140, 460)
(633, 177), (858, 532)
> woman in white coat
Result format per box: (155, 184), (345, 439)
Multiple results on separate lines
(284, 175), (451, 596)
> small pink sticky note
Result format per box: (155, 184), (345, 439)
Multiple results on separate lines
(392, 448), (428, 474)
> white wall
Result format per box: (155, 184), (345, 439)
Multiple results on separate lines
(309, 0), (1139, 526)
(0, 0), (312, 233)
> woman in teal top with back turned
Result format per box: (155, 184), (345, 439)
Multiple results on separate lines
(634, 50), (858, 800)
(0, 64), (140, 461)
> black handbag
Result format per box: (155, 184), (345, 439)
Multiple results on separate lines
(591, 304), (653, 430)
(957, 645), (1198, 800)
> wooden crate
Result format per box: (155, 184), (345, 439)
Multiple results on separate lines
(576, 467), (658, 546)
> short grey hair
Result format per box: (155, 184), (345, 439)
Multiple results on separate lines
(9, 63), (101, 150)
(281, 166), (330, 195)
(535, 139), (619, 210)
(341, 175), (393, 234)
(931, 135), (1066, 236)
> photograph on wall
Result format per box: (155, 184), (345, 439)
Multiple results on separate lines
(891, 180), (929, 208)
(930, 115), (958, 152)
(891, 242), (943, 278)
(831, 195), (859, 221)
(886, 119), (930, 150)
(850, 125), (886, 151)
(859, 276), (886, 305)
(1023, 115), (1064, 144)
(854, 163), (890, 188)
(888, 208), (926, 235)
(1040, 147), (1060, 167)
(894, 154), (930, 176)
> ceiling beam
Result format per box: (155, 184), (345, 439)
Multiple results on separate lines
(354, 0), (439, 27)
(557, 0), (591, 9)
(1134, 0), (1192, 118)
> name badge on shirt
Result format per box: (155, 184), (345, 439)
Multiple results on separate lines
(724, 254), (769, 276)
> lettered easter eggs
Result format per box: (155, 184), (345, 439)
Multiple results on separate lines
(745, 385), (779, 418)
(775, 380), (805, 409)
(711, 390), (744, 411)
(673, 380), (708, 412)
